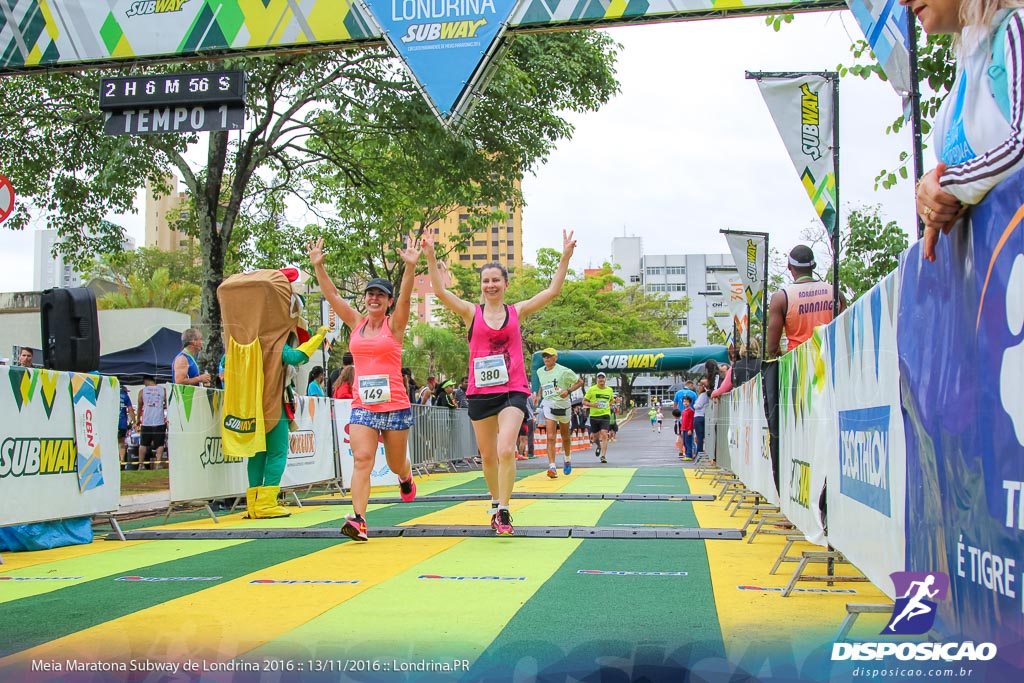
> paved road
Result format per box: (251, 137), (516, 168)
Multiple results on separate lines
(518, 407), (683, 472)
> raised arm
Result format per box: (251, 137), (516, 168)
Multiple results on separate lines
(421, 233), (475, 326)
(390, 233), (421, 337)
(517, 230), (576, 318)
(307, 237), (361, 331)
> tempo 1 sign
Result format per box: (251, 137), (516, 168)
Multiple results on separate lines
(104, 105), (245, 135)
(99, 70), (245, 136)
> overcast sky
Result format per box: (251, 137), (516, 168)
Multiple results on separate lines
(0, 10), (919, 293)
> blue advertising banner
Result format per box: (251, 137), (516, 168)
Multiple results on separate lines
(897, 168), (1024, 673)
(362, 0), (520, 122)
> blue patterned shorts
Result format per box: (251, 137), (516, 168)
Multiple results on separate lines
(349, 407), (415, 431)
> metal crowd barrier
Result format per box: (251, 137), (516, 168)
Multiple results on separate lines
(408, 405), (478, 474)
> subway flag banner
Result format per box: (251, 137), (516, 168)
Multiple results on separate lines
(753, 74), (838, 234)
(722, 230), (767, 320)
(0, 366), (120, 526)
(364, 0), (519, 123)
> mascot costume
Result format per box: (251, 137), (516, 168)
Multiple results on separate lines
(218, 268), (327, 518)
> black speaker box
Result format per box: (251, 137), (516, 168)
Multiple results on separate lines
(40, 287), (100, 372)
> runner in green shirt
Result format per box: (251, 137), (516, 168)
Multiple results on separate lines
(534, 348), (584, 477)
(583, 372), (615, 463)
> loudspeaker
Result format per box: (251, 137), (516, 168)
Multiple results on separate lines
(40, 287), (100, 372)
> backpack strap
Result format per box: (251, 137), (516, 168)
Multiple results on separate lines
(988, 10), (1017, 122)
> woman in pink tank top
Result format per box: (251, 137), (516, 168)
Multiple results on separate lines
(308, 235), (421, 543)
(422, 230), (577, 536)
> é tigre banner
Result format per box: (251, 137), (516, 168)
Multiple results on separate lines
(751, 73), (838, 234)
(1, 367), (120, 525)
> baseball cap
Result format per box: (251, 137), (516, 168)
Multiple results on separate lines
(441, 379), (456, 389)
(596, 371), (607, 378)
(364, 277), (394, 297)
(541, 347), (558, 357)
(788, 245), (816, 269)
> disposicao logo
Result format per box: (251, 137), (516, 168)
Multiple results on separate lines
(116, 576), (221, 582)
(578, 570), (688, 577)
(831, 571), (998, 662)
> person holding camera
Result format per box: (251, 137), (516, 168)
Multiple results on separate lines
(534, 348), (584, 478)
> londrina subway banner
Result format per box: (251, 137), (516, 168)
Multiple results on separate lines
(897, 171), (1023, 670)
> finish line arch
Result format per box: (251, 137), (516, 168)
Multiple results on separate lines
(528, 346), (727, 393)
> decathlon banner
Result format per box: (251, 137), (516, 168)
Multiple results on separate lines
(827, 269), (906, 598)
(897, 169), (1024, 662)
(722, 230), (768, 320)
(751, 73), (838, 234)
(727, 375), (778, 506)
(280, 396), (339, 489)
(777, 328), (832, 546)
(333, 399), (400, 488)
(0, 367), (120, 525)
(167, 384), (247, 503)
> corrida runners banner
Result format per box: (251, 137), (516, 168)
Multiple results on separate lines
(0, 366), (120, 526)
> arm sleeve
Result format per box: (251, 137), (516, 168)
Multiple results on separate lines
(942, 12), (1024, 204)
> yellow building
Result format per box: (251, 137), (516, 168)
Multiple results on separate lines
(413, 192), (523, 324)
(144, 175), (192, 252)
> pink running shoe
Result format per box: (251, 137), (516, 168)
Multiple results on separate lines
(495, 509), (515, 536)
(341, 514), (368, 542)
(399, 475), (417, 503)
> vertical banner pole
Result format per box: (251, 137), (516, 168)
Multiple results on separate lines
(907, 11), (926, 239)
(763, 231), (770, 356)
(831, 73), (841, 321)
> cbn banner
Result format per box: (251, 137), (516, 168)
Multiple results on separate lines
(0, 367), (120, 525)
(167, 386), (338, 503)
(334, 399), (400, 488)
(898, 169), (1024, 665)
(727, 375), (778, 506)
(752, 73), (838, 234)
(827, 270), (906, 598)
(778, 328), (832, 546)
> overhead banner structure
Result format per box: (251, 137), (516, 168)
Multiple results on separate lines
(528, 346), (728, 392)
(0, 367), (120, 526)
(749, 72), (839, 235)
(0, 1), (848, 76)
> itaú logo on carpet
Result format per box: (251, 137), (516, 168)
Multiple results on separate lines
(418, 574), (525, 581)
(579, 570), (689, 576)
(0, 576), (83, 581)
(116, 576), (221, 582)
(248, 579), (360, 585)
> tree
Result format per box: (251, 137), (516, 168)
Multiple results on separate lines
(402, 323), (469, 386)
(82, 243), (203, 290)
(1, 32), (620, 369)
(96, 267), (201, 316)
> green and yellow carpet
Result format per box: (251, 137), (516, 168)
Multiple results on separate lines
(0, 467), (894, 682)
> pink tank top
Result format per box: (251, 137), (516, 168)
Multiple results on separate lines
(466, 304), (530, 396)
(349, 316), (410, 412)
(784, 279), (835, 351)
